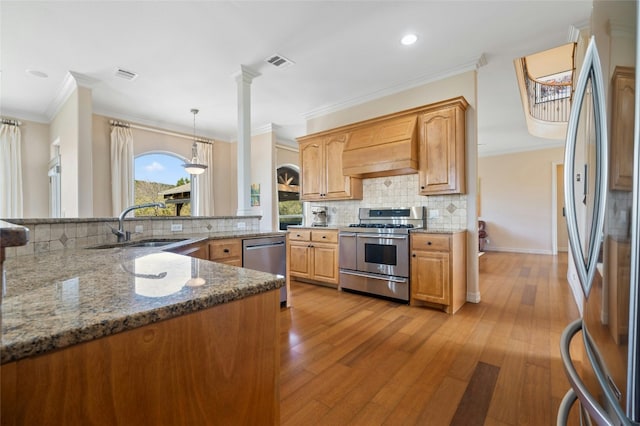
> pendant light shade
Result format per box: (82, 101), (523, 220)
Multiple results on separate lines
(183, 108), (208, 175)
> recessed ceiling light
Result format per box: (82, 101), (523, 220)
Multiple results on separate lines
(401, 34), (418, 46)
(26, 68), (48, 78)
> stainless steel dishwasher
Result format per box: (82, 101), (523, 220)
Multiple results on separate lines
(242, 235), (286, 304)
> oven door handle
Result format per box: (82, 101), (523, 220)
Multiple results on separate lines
(357, 234), (408, 240)
(339, 269), (408, 283)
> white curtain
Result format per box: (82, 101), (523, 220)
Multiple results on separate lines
(195, 141), (214, 216)
(110, 125), (134, 216)
(0, 123), (23, 218)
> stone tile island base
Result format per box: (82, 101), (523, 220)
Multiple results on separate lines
(1, 290), (280, 425)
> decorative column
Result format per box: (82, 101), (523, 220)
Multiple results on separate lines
(234, 65), (261, 216)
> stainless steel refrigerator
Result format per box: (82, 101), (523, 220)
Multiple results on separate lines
(558, 1), (639, 424)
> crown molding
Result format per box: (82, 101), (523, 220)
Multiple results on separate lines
(45, 71), (101, 121)
(69, 71), (100, 89)
(45, 72), (76, 121)
(0, 107), (49, 124)
(302, 54), (487, 121)
(252, 123), (278, 135)
(93, 106), (233, 142)
(609, 19), (635, 39)
(478, 140), (564, 158)
(568, 20), (590, 42)
(233, 65), (261, 84)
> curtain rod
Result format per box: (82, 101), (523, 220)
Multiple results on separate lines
(109, 119), (214, 145)
(1, 118), (22, 126)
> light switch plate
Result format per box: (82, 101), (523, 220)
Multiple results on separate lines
(236, 222), (246, 229)
(428, 209), (439, 218)
(135, 225), (143, 233)
(171, 223), (183, 232)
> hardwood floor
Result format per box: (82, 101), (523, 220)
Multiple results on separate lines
(280, 252), (583, 425)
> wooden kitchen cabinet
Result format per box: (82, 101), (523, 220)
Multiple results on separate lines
(1, 291), (280, 425)
(286, 228), (339, 287)
(410, 231), (466, 314)
(209, 238), (242, 266)
(298, 133), (363, 201)
(418, 97), (469, 195)
(169, 241), (209, 260)
(607, 236), (631, 344)
(610, 66), (635, 191)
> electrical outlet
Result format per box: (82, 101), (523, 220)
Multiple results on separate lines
(135, 225), (143, 233)
(236, 222), (246, 230)
(428, 209), (439, 219)
(171, 223), (183, 232)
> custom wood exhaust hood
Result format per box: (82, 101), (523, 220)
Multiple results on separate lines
(342, 113), (419, 178)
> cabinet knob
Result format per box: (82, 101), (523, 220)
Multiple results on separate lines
(421, 186), (425, 190)
(427, 241), (432, 245)
(322, 235), (326, 239)
(412, 253), (416, 257)
(296, 234), (301, 237)
(223, 248), (230, 253)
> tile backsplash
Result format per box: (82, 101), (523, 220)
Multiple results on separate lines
(4, 216), (260, 258)
(309, 174), (468, 230)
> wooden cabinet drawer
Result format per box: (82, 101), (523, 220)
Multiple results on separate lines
(311, 230), (338, 244)
(412, 234), (450, 251)
(288, 230), (311, 241)
(209, 239), (242, 261)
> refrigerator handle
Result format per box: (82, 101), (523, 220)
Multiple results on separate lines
(559, 319), (615, 425)
(563, 36), (609, 298)
(556, 388), (578, 426)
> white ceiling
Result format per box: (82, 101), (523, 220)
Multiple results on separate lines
(1, 1), (593, 155)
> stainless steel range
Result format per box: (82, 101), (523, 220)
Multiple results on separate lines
(338, 207), (425, 302)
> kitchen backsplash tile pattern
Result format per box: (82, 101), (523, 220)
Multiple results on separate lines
(312, 174), (468, 229)
(4, 216), (260, 258)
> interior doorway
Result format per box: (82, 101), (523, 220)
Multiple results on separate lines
(554, 163), (569, 253)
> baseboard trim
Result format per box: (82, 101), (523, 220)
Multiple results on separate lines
(485, 247), (553, 255)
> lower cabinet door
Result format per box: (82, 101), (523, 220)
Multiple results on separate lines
(289, 243), (312, 279)
(312, 245), (338, 284)
(411, 250), (450, 305)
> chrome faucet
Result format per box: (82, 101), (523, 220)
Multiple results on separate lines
(111, 202), (166, 242)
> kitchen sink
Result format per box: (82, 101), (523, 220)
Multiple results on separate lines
(88, 239), (189, 249)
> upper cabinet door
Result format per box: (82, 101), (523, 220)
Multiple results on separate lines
(299, 138), (324, 200)
(610, 66), (635, 191)
(419, 100), (467, 195)
(324, 133), (352, 199)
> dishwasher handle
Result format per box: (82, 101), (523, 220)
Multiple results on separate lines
(244, 241), (285, 250)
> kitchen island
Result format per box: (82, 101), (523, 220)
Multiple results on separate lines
(0, 235), (284, 425)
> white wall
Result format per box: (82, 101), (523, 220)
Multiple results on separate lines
(19, 120), (50, 218)
(50, 89), (80, 218)
(478, 147), (565, 254)
(251, 131), (277, 231)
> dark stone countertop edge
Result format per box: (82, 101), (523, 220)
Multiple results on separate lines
(1, 276), (284, 365)
(0, 220), (30, 248)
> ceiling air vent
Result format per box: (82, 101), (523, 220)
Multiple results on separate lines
(265, 54), (295, 69)
(114, 68), (138, 81)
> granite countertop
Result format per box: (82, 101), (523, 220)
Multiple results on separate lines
(1, 232), (285, 364)
(0, 220), (30, 248)
(409, 229), (466, 234)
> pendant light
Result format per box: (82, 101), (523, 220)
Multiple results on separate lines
(182, 108), (207, 175)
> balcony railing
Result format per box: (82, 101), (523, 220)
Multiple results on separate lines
(523, 60), (573, 123)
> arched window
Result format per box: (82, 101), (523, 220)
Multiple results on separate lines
(134, 153), (192, 216)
